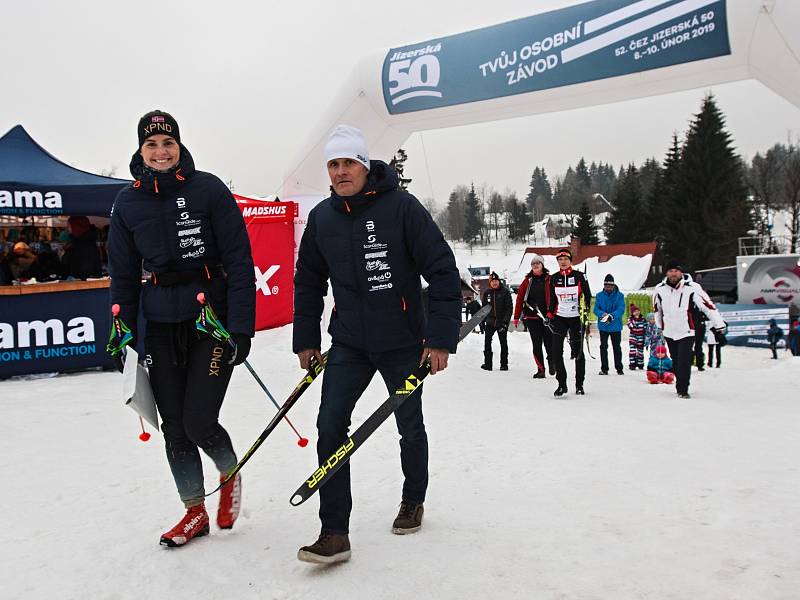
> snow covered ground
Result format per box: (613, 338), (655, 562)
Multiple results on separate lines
(3, 325), (798, 600)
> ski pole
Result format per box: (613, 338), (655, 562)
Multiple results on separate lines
(196, 292), (309, 448)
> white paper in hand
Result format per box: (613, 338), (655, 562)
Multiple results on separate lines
(122, 348), (159, 430)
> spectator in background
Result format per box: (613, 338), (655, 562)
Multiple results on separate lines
(61, 215), (102, 279)
(644, 312), (664, 359)
(787, 320), (800, 357)
(653, 260), (725, 399)
(513, 254), (553, 378)
(0, 247), (13, 284)
(706, 322), (726, 368)
(593, 273), (625, 376)
(9, 241), (37, 280)
(481, 272), (512, 371)
(767, 318), (784, 359)
(547, 249), (592, 396)
(691, 303), (707, 371)
(627, 303), (646, 370)
(646, 345), (675, 385)
(464, 294), (484, 333)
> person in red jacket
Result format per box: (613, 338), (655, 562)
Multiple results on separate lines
(513, 254), (553, 378)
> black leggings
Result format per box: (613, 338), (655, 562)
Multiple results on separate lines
(145, 320), (238, 506)
(707, 344), (721, 367)
(526, 319), (552, 372)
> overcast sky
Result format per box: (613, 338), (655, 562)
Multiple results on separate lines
(2, 0), (798, 206)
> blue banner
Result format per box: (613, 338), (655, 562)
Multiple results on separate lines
(0, 287), (114, 377)
(717, 303), (790, 349)
(382, 0), (730, 114)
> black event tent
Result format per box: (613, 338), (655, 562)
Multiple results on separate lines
(0, 125), (129, 217)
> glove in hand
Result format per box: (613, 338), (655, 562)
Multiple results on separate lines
(228, 334), (251, 366)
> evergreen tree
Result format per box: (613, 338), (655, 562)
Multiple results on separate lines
(655, 133), (683, 250)
(525, 167), (553, 221)
(440, 187), (467, 241)
(506, 193), (532, 241)
(575, 157), (592, 191)
(389, 148), (412, 191)
(463, 183), (482, 246)
(572, 199), (600, 244)
(487, 191), (505, 241)
(605, 164), (647, 243)
(669, 94), (751, 270)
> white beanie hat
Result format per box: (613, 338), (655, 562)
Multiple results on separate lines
(324, 125), (370, 171)
(530, 253), (545, 265)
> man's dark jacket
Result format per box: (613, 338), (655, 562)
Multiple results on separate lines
(481, 284), (512, 330)
(292, 160), (461, 353)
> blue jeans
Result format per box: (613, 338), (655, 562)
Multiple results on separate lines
(317, 342), (428, 534)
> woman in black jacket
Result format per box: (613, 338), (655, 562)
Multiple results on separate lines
(108, 111), (255, 547)
(513, 254), (553, 378)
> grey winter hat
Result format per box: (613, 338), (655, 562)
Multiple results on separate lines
(324, 125), (369, 171)
(530, 253), (545, 265)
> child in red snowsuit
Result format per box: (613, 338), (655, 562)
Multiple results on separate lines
(646, 345), (675, 384)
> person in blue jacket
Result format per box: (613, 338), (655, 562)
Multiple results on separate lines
(593, 273), (625, 375)
(108, 110), (255, 547)
(293, 125), (461, 565)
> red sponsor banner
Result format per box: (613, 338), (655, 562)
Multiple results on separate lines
(236, 198), (295, 331)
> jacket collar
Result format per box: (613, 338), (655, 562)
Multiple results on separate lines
(129, 144), (196, 196)
(330, 160), (399, 215)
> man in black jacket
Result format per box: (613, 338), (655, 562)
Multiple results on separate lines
(547, 249), (592, 396)
(481, 272), (512, 370)
(293, 125), (461, 564)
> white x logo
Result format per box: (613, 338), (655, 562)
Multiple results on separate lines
(255, 265), (280, 296)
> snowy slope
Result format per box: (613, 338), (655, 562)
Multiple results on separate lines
(3, 323), (798, 600)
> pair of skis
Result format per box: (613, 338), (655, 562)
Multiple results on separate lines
(108, 298), (490, 503)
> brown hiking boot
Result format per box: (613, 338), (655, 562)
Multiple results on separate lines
(297, 532), (351, 564)
(392, 501), (424, 534)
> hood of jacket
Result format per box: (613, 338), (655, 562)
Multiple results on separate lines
(329, 160), (399, 215)
(129, 143), (196, 196)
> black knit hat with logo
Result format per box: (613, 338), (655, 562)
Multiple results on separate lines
(137, 110), (180, 147)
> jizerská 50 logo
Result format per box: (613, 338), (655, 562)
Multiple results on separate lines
(387, 43), (443, 106)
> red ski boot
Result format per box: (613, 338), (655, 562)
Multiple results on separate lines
(160, 504), (210, 547)
(217, 473), (241, 529)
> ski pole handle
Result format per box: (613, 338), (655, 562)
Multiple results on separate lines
(196, 292), (309, 448)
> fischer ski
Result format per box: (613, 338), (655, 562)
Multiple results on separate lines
(289, 304), (491, 507)
(206, 351), (328, 497)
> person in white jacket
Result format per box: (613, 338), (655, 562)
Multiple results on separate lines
(653, 259), (725, 398)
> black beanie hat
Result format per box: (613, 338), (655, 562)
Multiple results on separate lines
(665, 259), (683, 272)
(604, 273), (615, 284)
(138, 110), (180, 147)
(489, 271), (500, 281)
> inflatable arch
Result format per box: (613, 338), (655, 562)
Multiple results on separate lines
(280, 0), (800, 200)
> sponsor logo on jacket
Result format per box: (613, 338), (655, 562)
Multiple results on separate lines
(366, 260), (390, 271)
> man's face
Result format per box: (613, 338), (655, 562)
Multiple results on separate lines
(327, 158), (368, 197)
(140, 134), (180, 172)
(557, 255), (571, 269)
(490, 278), (500, 289)
(666, 268), (683, 284)
(603, 283), (614, 293)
